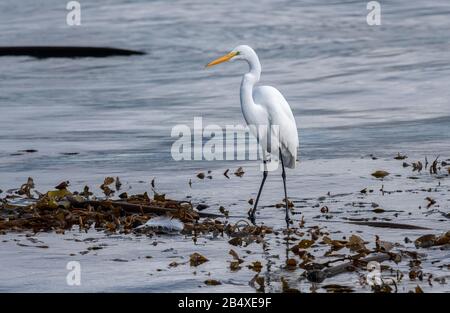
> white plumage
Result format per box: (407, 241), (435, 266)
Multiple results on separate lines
(231, 45), (298, 168)
(251, 85), (299, 168)
(206, 45), (299, 227)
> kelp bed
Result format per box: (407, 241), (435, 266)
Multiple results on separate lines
(0, 177), (273, 239)
(1, 177), (206, 234)
(0, 155), (449, 293)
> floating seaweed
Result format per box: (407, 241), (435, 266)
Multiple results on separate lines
(0, 178), (221, 235)
(1, 154), (449, 293)
(371, 170), (389, 179)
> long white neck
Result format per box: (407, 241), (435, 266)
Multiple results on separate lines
(240, 52), (261, 124)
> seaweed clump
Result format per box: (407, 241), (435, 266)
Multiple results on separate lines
(0, 178), (203, 235)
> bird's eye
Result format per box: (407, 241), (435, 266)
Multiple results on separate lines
(235, 51), (240, 55)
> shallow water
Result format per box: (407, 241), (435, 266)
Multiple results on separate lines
(0, 0), (449, 292)
(1, 157), (449, 292)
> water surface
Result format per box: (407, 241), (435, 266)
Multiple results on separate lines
(0, 0), (449, 292)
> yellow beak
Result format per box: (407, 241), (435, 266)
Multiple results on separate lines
(206, 51), (238, 68)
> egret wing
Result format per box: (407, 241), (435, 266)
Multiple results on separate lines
(253, 86), (299, 168)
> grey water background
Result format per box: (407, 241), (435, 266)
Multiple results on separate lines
(0, 0), (450, 293)
(0, 0), (449, 190)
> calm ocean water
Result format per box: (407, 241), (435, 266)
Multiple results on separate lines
(0, 1), (449, 293)
(1, 0), (450, 189)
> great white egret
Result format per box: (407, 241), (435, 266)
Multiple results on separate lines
(206, 45), (299, 227)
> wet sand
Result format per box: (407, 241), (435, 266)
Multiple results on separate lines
(0, 154), (449, 293)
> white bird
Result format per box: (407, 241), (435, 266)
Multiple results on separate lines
(206, 45), (299, 227)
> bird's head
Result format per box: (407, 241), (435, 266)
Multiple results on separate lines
(206, 45), (256, 68)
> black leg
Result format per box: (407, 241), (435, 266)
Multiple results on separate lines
(249, 161), (268, 225)
(279, 148), (290, 229)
